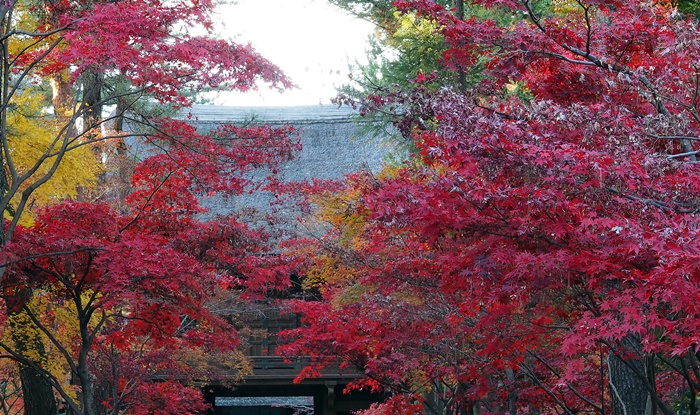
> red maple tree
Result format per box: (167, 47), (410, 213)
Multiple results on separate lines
(0, 0), (299, 414)
(282, 1), (700, 414)
(0, 0), (292, 245)
(3, 119), (300, 414)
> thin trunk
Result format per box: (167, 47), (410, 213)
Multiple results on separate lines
(454, 383), (469, 415)
(451, 0), (467, 92)
(76, 297), (95, 415)
(645, 355), (657, 415)
(114, 97), (126, 133)
(505, 368), (517, 415)
(0, 3), (10, 245)
(76, 360), (93, 415)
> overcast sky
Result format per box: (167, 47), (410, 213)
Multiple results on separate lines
(212, 0), (376, 106)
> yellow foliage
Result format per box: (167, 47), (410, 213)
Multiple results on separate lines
(302, 166), (404, 290)
(312, 187), (367, 249)
(5, 87), (100, 225)
(6, 309), (46, 365)
(388, 10), (442, 51)
(550, 0), (588, 17)
(0, 3), (101, 225)
(302, 183), (369, 290)
(301, 165), (437, 312)
(5, 293), (79, 402)
(305, 253), (358, 290)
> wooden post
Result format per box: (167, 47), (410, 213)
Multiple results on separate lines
(324, 381), (337, 415)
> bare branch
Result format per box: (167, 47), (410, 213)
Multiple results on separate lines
(647, 134), (700, 141)
(667, 149), (700, 159)
(0, 247), (104, 268)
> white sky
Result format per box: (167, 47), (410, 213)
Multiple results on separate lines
(211, 0), (376, 106)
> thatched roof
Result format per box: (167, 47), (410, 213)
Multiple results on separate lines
(183, 105), (359, 128)
(184, 105), (395, 220)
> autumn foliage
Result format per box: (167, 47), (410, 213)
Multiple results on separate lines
(282, 1), (700, 414)
(2, 115), (300, 413)
(0, 0), (298, 414)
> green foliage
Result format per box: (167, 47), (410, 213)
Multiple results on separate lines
(676, 0), (700, 16)
(377, 11), (446, 87)
(333, 0), (548, 146)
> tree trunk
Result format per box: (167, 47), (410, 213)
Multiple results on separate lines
(50, 72), (74, 124)
(451, 0), (467, 92)
(7, 295), (57, 415)
(81, 69), (103, 136)
(608, 336), (652, 415)
(505, 367), (517, 415)
(17, 363), (57, 415)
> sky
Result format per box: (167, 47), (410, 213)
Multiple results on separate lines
(211, 0), (376, 107)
